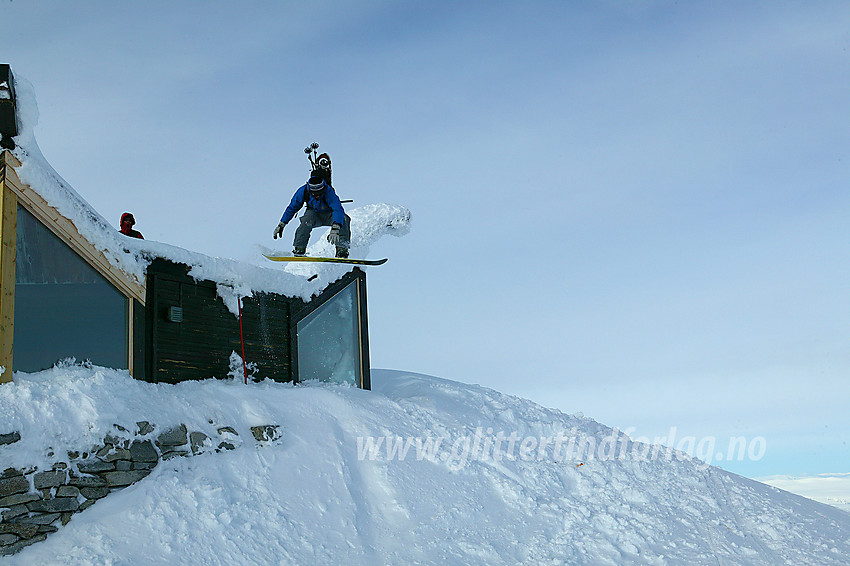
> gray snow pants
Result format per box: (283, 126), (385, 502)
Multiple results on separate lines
(293, 209), (351, 250)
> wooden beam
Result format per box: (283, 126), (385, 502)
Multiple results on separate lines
(1, 151), (146, 305)
(0, 158), (17, 383)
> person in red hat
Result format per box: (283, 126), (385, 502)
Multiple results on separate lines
(119, 212), (144, 239)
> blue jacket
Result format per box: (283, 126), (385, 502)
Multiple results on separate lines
(280, 182), (346, 226)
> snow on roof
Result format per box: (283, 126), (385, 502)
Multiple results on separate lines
(6, 74), (410, 312)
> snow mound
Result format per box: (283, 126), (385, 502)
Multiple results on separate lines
(2, 366), (848, 565)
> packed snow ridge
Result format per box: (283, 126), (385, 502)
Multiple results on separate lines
(7, 74), (410, 311)
(2, 366), (849, 565)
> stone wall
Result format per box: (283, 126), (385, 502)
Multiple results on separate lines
(0, 422), (281, 556)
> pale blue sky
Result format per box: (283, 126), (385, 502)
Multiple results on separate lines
(2, 0), (848, 478)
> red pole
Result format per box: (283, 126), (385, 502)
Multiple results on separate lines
(237, 296), (248, 385)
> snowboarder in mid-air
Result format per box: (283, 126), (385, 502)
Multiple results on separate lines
(273, 143), (350, 258)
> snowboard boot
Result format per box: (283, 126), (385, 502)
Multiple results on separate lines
(292, 247), (306, 257)
(335, 247), (349, 259)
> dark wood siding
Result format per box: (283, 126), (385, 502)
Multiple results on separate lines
(143, 258), (369, 389)
(132, 298), (146, 380)
(0, 65), (18, 150)
(239, 291), (296, 382)
(148, 261), (239, 383)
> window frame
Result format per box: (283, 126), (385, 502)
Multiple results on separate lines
(13, 202), (132, 372)
(290, 269), (370, 389)
(1, 152), (143, 379)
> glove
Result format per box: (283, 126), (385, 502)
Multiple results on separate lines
(327, 223), (341, 245)
(273, 221), (286, 239)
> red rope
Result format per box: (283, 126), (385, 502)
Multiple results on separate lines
(237, 296), (248, 385)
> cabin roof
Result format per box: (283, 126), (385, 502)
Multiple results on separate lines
(1, 69), (410, 312)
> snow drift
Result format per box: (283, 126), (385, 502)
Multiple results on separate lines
(2, 366), (848, 565)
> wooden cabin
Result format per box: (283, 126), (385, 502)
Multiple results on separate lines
(143, 258), (370, 386)
(0, 65), (370, 388)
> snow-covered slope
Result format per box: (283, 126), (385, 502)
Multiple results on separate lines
(2, 366), (848, 565)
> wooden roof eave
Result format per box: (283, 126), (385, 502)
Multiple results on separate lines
(0, 150), (146, 305)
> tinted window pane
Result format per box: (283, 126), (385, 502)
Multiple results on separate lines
(14, 205), (128, 371)
(296, 281), (361, 385)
